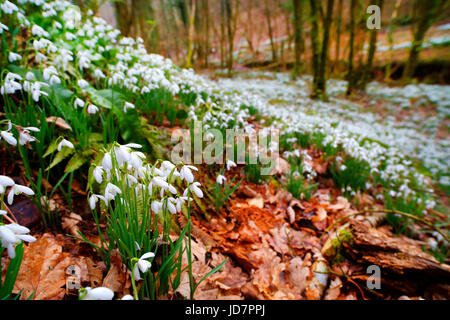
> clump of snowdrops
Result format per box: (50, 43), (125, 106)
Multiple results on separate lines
(83, 142), (221, 300)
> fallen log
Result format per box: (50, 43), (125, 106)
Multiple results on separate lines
(343, 220), (450, 298)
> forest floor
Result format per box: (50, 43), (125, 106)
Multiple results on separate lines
(5, 72), (448, 300)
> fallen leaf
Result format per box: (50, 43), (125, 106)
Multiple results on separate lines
(324, 277), (343, 300)
(270, 157), (290, 175)
(46, 116), (72, 131)
(103, 255), (126, 293)
(86, 257), (104, 288)
(61, 212), (82, 236)
(247, 196), (264, 208)
(13, 234), (71, 300)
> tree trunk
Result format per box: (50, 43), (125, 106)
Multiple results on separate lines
(333, 0), (343, 72)
(360, 0), (384, 90)
(309, 0), (321, 98)
(385, 0), (402, 81)
(264, 0), (277, 63)
(346, 0), (356, 96)
(316, 0), (334, 101)
(203, 0), (210, 68)
(185, 1), (196, 68)
(292, 0), (304, 77)
(402, 0), (441, 80)
(114, 0), (132, 36)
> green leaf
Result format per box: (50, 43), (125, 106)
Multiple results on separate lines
(85, 87), (124, 110)
(65, 150), (93, 173)
(0, 243), (24, 300)
(43, 138), (60, 158)
(48, 147), (74, 170)
(88, 133), (103, 143)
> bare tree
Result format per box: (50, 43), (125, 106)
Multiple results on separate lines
(333, 0), (343, 72)
(264, 0), (277, 63)
(309, 0), (321, 97)
(292, 0), (304, 77)
(402, 0), (443, 80)
(360, 0), (384, 90)
(315, 0), (335, 100)
(346, 0), (357, 95)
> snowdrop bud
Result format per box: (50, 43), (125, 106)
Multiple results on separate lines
(93, 166), (104, 184)
(102, 152), (113, 171)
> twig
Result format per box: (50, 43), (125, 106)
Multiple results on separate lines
(1, 200), (18, 224)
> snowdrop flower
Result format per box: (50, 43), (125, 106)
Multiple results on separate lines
(174, 196), (190, 212)
(216, 175), (227, 185)
(133, 252), (155, 281)
(77, 79), (89, 89)
(8, 52), (21, 63)
(0, 210), (6, 215)
(123, 102), (135, 112)
(18, 127), (39, 145)
(151, 200), (162, 214)
(166, 198), (177, 214)
(74, 98), (85, 109)
(57, 139), (74, 151)
(1, 129), (17, 146)
(87, 104), (99, 114)
(1, 73), (22, 95)
(105, 183), (122, 201)
(89, 194), (106, 210)
(102, 152), (113, 170)
(79, 287), (114, 300)
(93, 166), (104, 184)
(0, 223), (36, 258)
(226, 159), (237, 171)
(121, 295), (134, 300)
(1, 1), (18, 15)
(180, 165), (198, 183)
(152, 177), (169, 190)
(0, 23), (8, 34)
(0, 175), (15, 194)
(93, 69), (106, 79)
(65, 32), (76, 41)
(340, 165), (347, 171)
(7, 184), (34, 205)
(184, 182), (203, 198)
(35, 52), (47, 63)
(31, 25), (49, 37)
